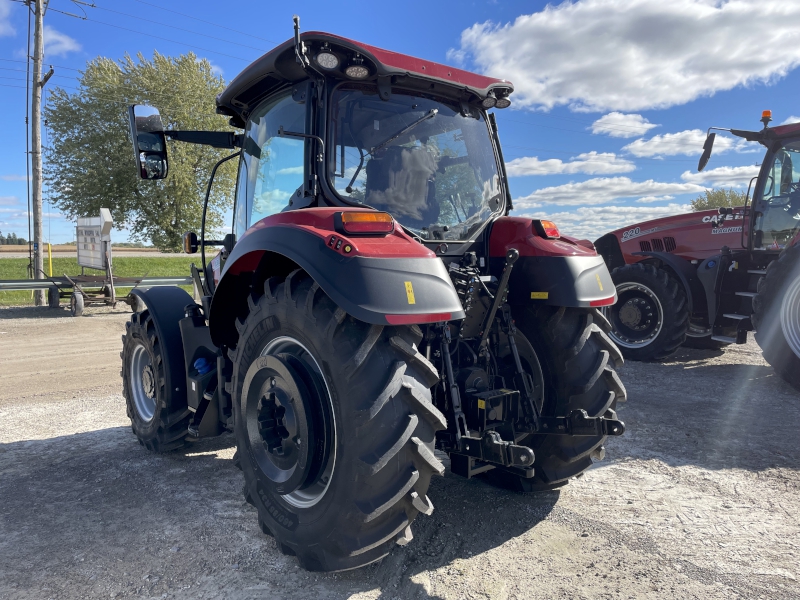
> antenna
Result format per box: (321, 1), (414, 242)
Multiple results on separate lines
(293, 15), (308, 68)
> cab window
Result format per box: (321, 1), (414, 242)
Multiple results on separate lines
(756, 143), (800, 250)
(235, 92), (306, 234)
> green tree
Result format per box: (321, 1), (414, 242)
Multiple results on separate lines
(690, 188), (748, 211)
(45, 52), (236, 251)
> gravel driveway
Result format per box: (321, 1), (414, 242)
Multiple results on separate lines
(0, 306), (798, 599)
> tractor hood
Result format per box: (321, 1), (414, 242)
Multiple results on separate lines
(600, 207), (749, 263)
(216, 31), (514, 126)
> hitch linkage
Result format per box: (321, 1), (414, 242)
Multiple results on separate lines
(537, 409), (625, 437)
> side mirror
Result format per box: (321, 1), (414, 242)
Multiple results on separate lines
(183, 231), (199, 254)
(129, 105), (169, 180)
(697, 132), (716, 172)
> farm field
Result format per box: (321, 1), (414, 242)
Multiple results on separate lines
(0, 306), (798, 599)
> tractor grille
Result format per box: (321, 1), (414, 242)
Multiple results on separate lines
(639, 237), (677, 253)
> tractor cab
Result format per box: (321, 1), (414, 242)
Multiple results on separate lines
(699, 111), (800, 255)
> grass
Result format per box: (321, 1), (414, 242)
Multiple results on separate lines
(0, 256), (198, 306)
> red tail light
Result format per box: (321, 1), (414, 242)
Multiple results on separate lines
(533, 219), (560, 239)
(339, 211), (395, 235)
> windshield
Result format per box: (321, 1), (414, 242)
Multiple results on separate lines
(755, 140), (800, 250)
(329, 86), (503, 241)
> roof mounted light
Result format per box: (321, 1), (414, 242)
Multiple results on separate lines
(316, 44), (339, 70)
(494, 89), (511, 109)
(345, 54), (369, 79)
(761, 109), (772, 129)
(481, 90), (497, 109)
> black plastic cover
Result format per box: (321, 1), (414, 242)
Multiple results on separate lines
(493, 255), (616, 307)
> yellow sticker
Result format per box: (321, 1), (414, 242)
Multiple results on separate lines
(477, 399), (486, 409)
(595, 273), (604, 291)
(530, 292), (549, 299)
(404, 281), (416, 305)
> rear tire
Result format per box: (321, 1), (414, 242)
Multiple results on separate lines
(605, 263), (688, 361)
(231, 269), (445, 571)
(486, 307), (627, 491)
(121, 310), (191, 452)
(752, 245), (800, 390)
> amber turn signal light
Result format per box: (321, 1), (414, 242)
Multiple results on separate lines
(533, 219), (560, 239)
(339, 211), (394, 235)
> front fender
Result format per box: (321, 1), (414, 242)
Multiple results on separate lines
(209, 210), (464, 347)
(632, 251), (706, 313)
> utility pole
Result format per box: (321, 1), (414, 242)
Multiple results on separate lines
(30, 0), (46, 305)
(28, 0), (53, 304)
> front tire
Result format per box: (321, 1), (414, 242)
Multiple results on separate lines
(605, 263), (688, 361)
(487, 307), (627, 491)
(752, 245), (800, 390)
(121, 310), (191, 452)
(231, 269), (445, 571)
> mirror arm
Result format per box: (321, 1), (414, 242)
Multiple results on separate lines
(201, 151), (242, 285)
(164, 130), (242, 149)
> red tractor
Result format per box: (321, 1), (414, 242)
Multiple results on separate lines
(595, 111), (800, 390)
(122, 19), (626, 572)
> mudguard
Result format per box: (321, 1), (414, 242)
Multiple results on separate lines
(209, 208), (464, 347)
(632, 251), (707, 313)
(488, 217), (617, 308)
(129, 286), (194, 400)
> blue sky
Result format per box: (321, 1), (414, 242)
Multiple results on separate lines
(1, 0), (799, 244)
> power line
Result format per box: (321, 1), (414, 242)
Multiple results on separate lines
(131, 0), (279, 45)
(79, 17), (253, 62)
(91, 3), (266, 53)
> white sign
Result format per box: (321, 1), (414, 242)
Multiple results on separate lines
(77, 208), (113, 270)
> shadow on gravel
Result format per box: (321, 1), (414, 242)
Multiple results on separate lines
(0, 426), (559, 599)
(0, 305), (133, 319)
(609, 352), (800, 473)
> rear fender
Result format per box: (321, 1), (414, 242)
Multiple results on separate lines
(488, 216), (616, 308)
(209, 209), (464, 347)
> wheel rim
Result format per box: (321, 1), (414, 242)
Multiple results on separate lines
(604, 282), (664, 349)
(249, 336), (336, 509)
(686, 318), (712, 338)
(780, 276), (800, 358)
(129, 342), (157, 422)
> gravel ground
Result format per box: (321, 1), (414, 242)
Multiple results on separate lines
(0, 305), (798, 599)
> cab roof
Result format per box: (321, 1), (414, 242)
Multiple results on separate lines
(216, 31), (513, 126)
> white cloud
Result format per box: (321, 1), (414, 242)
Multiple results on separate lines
(450, 1), (800, 112)
(0, 196), (18, 205)
(44, 25), (81, 58)
(208, 62), (224, 77)
(277, 166), (304, 175)
(514, 176), (705, 209)
(680, 165), (761, 187)
(623, 129), (742, 158)
(1, 174), (30, 181)
(515, 204), (693, 241)
(637, 195), (674, 203)
(0, 0), (14, 37)
(781, 115), (800, 125)
(506, 151), (635, 176)
(590, 112), (659, 138)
